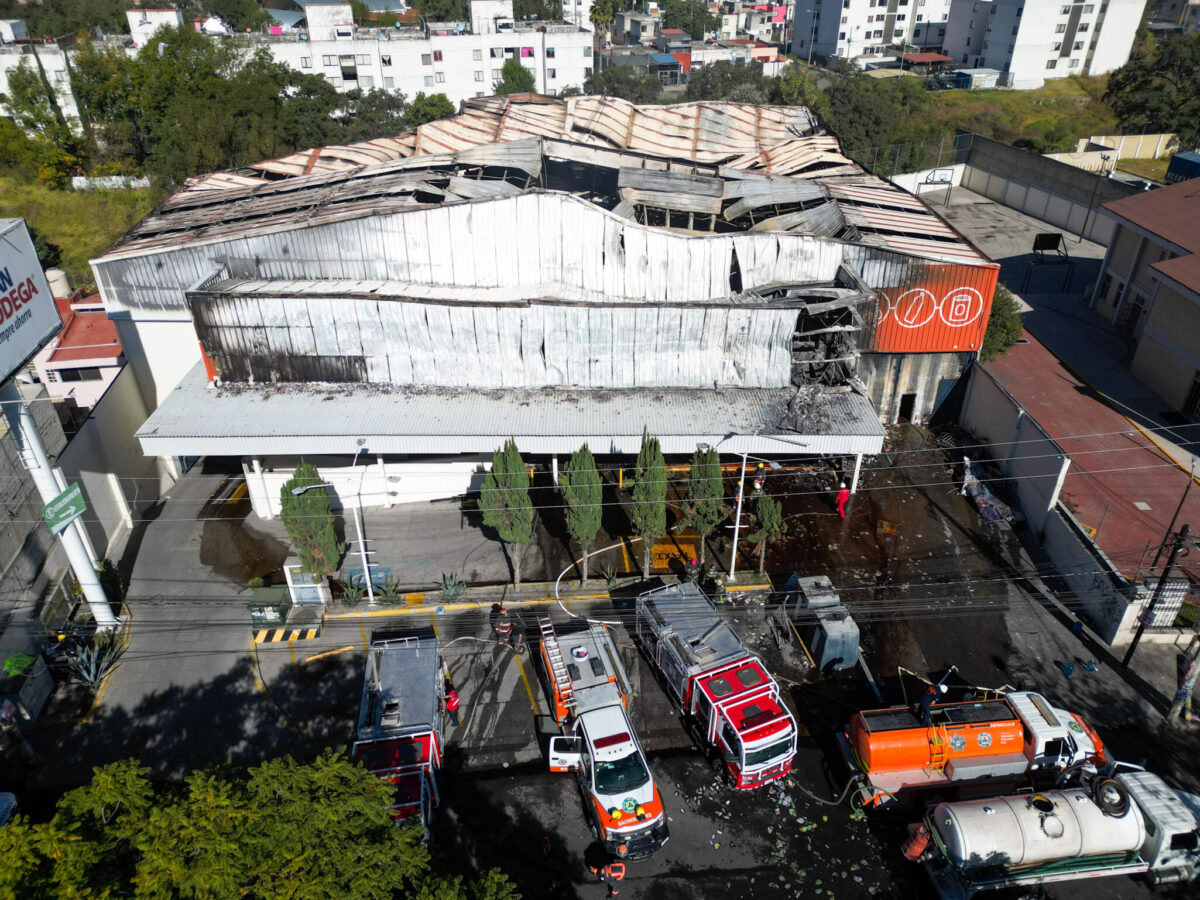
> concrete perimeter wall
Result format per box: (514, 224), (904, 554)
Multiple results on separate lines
(959, 363), (1140, 644)
(56, 365), (166, 559)
(960, 365), (1069, 538)
(1088, 133), (1178, 160)
(963, 135), (1139, 244)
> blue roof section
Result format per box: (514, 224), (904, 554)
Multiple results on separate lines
(650, 52), (679, 65)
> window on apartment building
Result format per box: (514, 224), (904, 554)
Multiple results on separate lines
(1016, 5), (1022, 14)
(1046, 59), (1057, 68)
(59, 368), (103, 383)
(973, 1), (979, 9)
(969, 19), (975, 28)
(841, 15), (848, 22)
(336, 27), (352, 38)
(966, 37), (972, 47)
(1055, 23), (1066, 32)
(548, 68), (557, 78)
(1083, 3), (1094, 11)
(328, 75), (341, 86)
(1074, 40), (1084, 49)
(422, 53), (432, 65)
(475, 70), (484, 81)
(917, 14), (923, 21)
(983, 40), (989, 49)
(357, 55), (370, 65)
(301, 57), (312, 68)
(1053, 41), (1062, 49)
(1069, 58), (1081, 67)
(1078, 22), (1089, 30)
(939, 26), (945, 36)
(1008, 43), (1014, 52)
(435, 72), (446, 82)
(425, 75), (435, 86)
(521, 46), (534, 57)
(323, 55), (335, 65)
(584, 67), (592, 76)
(381, 54), (392, 65)
(1012, 25), (1018, 33)
(874, 29), (883, 37)
(473, 49), (482, 61)
(433, 50), (444, 61)
(583, 46), (590, 56)
(360, 75), (374, 88)
(491, 47), (504, 58)
(839, 30), (846, 38)
(476, 91), (485, 97)
(1060, 5), (1070, 13)
(843, 0), (849, 7)
(492, 68), (502, 80)
(897, 13), (906, 20)
(546, 47), (556, 58)
(384, 76), (395, 88)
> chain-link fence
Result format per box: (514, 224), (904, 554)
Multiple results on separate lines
(846, 132), (976, 180)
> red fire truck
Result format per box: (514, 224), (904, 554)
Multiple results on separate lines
(351, 630), (445, 828)
(635, 582), (798, 789)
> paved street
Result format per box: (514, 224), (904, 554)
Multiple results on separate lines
(5, 427), (1198, 899)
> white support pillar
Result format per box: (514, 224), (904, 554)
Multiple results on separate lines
(377, 455), (391, 509)
(53, 466), (99, 567)
(1, 382), (117, 630)
(551, 455), (559, 491)
(252, 458), (271, 519)
(850, 453), (863, 495)
(107, 471), (133, 531)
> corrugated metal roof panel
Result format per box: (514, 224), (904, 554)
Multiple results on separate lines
(137, 365), (884, 458)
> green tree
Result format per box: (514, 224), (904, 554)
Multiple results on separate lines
(583, 66), (661, 104)
(481, 439), (535, 585)
(823, 62), (900, 156)
(3, 56), (85, 186)
(661, 0), (718, 39)
(589, 0), (614, 34)
(27, 223), (63, 269)
(495, 58), (536, 95)
(746, 493), (786, 577)
(0, 0), (129, 36)
(683, 447), (725, 566)
(405, 91), (457, 128)
(979, 283), (1022, 362)
(630, 428), (667, 579)
(194, 0), (272, 31)
(338, 88), (411, 142)
(280, 460), (343, 578)
(560, 444), (603, 583)
(685, 59), (770, 103)
(0, 752), (518, 897)
(414, 0), (469, 22)
(1104, 32), (1200, 153)
(771, 65), (830, 119)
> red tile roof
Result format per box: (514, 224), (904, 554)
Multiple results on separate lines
(985, 330), (1200, 582)
(660, 28), (687, 34)
(901, 52), (954, 64)
(1103, 179), (1200, 294)
(48, 294), (123, 364)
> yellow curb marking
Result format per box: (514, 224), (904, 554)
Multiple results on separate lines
(304, 645), (355, 664)
(251, 635), (266, 694)
(513, 651), (539, 717)
(288, 638), (297, 667)
(359, 619), (369, 656)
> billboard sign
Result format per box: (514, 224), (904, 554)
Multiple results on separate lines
(0, 219), (63, 384)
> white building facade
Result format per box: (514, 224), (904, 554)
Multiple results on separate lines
(943, 0), (1145, 89)
(793, 0), (952, 62)
(246, 1), (593, 102)
(0, 41), (82, 125)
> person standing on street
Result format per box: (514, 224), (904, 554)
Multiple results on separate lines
(589, 854), (626, 896)
(836, 482), (850, 519)
(445, 687), (461, 727)
(490, 603), (512, 647)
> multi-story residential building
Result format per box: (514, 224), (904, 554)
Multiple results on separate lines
(1150, 0), (1200, 32)
(32, 292), (125, 416)
(0, 32), (83, 125)
(793, 0), (951, 63)
(1091, 179), (1200, 421)
(251, 1), (593, 102)
(943, 0), (1145, 90)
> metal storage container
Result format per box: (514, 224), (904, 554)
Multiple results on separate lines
(805, 606), (860, 672)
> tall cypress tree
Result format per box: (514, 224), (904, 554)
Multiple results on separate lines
(280, 461), (343, 578)
(747, 493), (786, 577)
(630, 428), (667, 579)
(684, 447), (726, 566)
(480, 439), (534, 586)
(560, 443), (603, 584)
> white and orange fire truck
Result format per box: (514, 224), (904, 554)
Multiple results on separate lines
(541, 617), (670, 860)
(351, 630), (445, 829)
(840, 689), (1106, 809)
(635, 582), (798, 789)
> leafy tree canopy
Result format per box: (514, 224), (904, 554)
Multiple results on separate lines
(480, 439), (534, 547)
(406, 91), (457, 128)
(980, 283), (1023, 362)
(583, 65), (661, 104)
(0, 752), (520, 899)
(27, 223), (64, 269)
(685, 60), (769, 103)
(561, 443), (603, 579)
(0, 0), (129, 37)
(414, 0), (470, 23)
(495, 57), (537, 95)
(661, 0), (718, 39)
(280, 460), (343, 577)
(1104, 32), (1200, 153)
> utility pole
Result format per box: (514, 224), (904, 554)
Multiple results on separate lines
(1148, 455), (1197, 573)
(1123, 524), (1189, 668)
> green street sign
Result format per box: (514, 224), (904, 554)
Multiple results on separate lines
(43, 483), (86, 535)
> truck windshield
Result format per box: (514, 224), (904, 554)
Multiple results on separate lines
(743, 736), (793, 769)
(594, 750), (650, 794)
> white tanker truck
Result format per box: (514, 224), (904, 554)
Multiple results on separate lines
(903, 769), (1200, 898)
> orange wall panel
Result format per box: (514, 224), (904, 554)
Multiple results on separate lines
(869, 263), (1001, 354)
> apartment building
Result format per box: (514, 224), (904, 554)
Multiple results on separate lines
(254, 1), (593, 102)
(1091, 179), (1200, 420)
(792, 0), (952, 63)
(943, 0), (1145, 89)
(1150, 0), (1200, 32)
(0, 26), (83, 125)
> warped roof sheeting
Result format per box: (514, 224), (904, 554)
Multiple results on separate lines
(182, 96), (832, 193)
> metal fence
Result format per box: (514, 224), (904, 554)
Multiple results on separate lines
(846, 132), (976, 180)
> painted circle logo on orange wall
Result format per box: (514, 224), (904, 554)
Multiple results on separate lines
(881, 287), (986, 329)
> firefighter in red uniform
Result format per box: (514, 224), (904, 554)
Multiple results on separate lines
(836, 482), (850, 519)
(589, 846), (627, 896)
(445, 688), (460, 727)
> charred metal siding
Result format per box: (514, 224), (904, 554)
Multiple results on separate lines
(858, 351), (975, 425)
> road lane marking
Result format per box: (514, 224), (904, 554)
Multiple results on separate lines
(303, 645), (355, 664)
(513, 652), (539, 717)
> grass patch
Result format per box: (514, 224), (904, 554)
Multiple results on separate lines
(918, 75), (1119, 152)
(0, 176), (159, 290)
(1115, 158), (1169, 182)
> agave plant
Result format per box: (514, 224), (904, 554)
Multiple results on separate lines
(439, 573), (466, 604)
(378, 577), (403, 605)
(600, 564), (619, 591)
(340, 580), (365, 606)
(67, 634), (125, 694)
